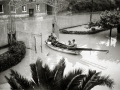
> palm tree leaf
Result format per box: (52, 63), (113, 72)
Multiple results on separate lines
(66, 74), (85, 90)
(62, 69), (84, 90)
(5, 76), (22, 90)
(78, 70), (98, 89)
(51, 59), (66, 90)
(83, 70), (101, 90)
(44, 64), (53, 83)
(78, 70), (114, 90)
(35, 59), (52, 90)
(10, 69), (34, 90)
(52, 58), (65, 74)
(30, 63), (39, 85)
(62, 68), (83, 89)
(86, 76), (114, 90)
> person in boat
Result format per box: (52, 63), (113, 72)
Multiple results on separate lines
(47, 33), (56, 42)
(72, 39), (77, 48)
(67, 40), (73, 47)
(47, 36), (52, 42)
(67, 39), (77, 48)
(68, 40), (72, 45)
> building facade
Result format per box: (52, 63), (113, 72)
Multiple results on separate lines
(0, 0), (53, 18)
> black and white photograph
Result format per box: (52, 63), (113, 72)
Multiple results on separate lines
(0, 0), (120, 90)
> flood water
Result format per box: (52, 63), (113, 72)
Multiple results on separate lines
(0, 15), (120, 90)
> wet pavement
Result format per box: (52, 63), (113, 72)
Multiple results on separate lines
(0, 14), (120, 90)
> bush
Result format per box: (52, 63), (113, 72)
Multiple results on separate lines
(0, 41), (26, 72)
(99, 10), (120, 29)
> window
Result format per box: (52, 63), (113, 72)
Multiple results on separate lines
(22, 5), (27, 12)
(36, 4), (40, 11)
(10, 6), (16, 13)
(0, 5), (3, 13)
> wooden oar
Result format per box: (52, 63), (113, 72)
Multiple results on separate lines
(89, 49), (109, 53)
(68, 47), (109, 53)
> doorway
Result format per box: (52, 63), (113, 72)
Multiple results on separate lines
(47, 5), (53, 15)
(29, 9), (34, 17)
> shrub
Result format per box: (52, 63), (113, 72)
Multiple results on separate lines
(0, 41), (26, 72)
(99, 10), (120, 29)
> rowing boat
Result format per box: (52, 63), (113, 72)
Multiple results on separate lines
(45, 40), (109, 55)
(45, 41), (80, 55)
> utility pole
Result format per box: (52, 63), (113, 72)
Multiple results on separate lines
(90, 0), (93, 23)
(52, 0), (57, 33)
(40, 33), (42, 53)
(54, 0), (57, 23)
(8, 0), (16, 45)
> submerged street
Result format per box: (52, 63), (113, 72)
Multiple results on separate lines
(0, 14), (120, 90)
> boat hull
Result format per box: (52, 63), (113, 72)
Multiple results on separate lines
(45, 41), (80, 55)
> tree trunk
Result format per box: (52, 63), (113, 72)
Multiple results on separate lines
(109, 28), (112, 37)
(117, 24), (120, 33)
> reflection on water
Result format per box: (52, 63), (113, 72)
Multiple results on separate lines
(99, 36), (117, 47)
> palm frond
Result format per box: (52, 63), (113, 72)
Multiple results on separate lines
(65, 74), (85, 90)
(10, 69), (34, 90)
(99, 76), (114, 88)
(83, 70), (101, 90)
(78, 70), (114, 90)
(35, 59), (51, 90)
(52, 58), (65, 74)
(44, 64), (53, 82)
(5, 76), (22, 90)
(63, 68), (83, 88)
(30, 63), (39, 85)
(78, 70), (98, 89)
(86, 75), (114, 90)
(62, 69), (84, 90)
(52, 58), (66, 90)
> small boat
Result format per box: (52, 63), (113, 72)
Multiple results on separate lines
(45, 41), (80, 55)
(45, 40), (109, 55)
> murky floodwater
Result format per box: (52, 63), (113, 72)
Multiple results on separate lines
(0, 15), (120, 90)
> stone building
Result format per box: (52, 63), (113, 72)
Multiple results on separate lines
(0, 0), (53, 18)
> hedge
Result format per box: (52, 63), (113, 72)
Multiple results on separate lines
(0, 41), (26, 72)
